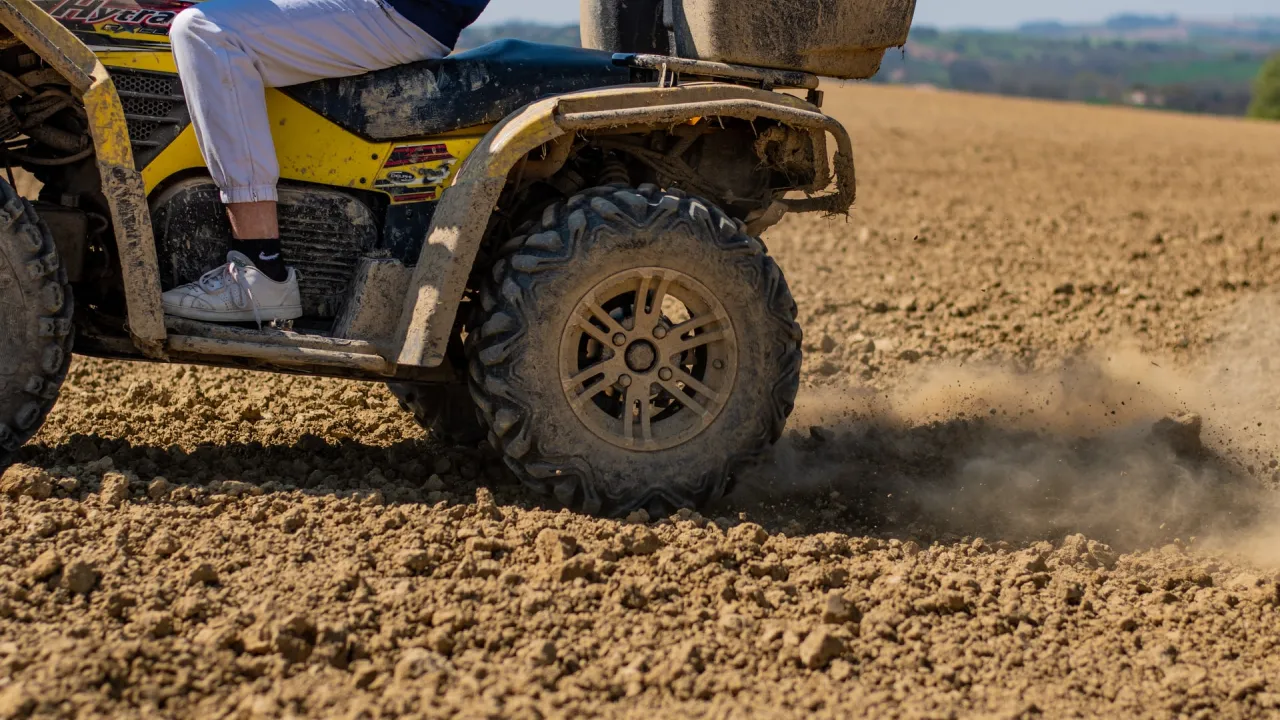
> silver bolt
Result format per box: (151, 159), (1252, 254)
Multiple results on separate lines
(619, 374), (633, 387)
(712, 359), (726, 370)
(612, 333), (627, 347)
(653, 326), (668, 340)
(658, 367), (673, 381)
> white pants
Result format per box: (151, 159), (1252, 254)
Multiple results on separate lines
(170, 0), (449, 204)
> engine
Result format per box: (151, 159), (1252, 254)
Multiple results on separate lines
(150, 178), (379, 318)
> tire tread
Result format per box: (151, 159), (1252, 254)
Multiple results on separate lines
(468, 185), (802, 516)
(0, 182), (73, 466)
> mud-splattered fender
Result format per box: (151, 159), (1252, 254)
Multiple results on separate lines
(0, 0), (167, 357)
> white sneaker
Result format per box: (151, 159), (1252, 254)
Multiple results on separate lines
(162, 251), (302, 326)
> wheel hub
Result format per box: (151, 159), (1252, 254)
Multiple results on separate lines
(559, 267), (738, 452)
(624, 340), (657, 373)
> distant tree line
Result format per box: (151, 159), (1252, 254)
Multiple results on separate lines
(874, 29), (1269, 116)
(457, 22), (581, 50)
(1250, 54), (1280, 120)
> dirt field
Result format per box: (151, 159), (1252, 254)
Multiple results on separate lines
(5, 86), (1280, 719)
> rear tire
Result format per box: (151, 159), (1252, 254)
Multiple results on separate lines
(468, 185), (801, 516)
(387, 382), (487, 446)
(0, 179), (73, 468)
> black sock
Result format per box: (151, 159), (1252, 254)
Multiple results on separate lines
(231, 238), (288, 282)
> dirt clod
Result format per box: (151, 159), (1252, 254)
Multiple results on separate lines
(1059, 582), (1084, 605)
(62, 560), (98, 594)
(536, 529), (579, 562)
(616, 526), (662, 556)
(727, 522), (768, 545)
(527, 640), (557, 667)
(148, 531), (179, 557)
(136, 611), (174, 638)
(798, 629), (844, 669)
(99, 471), (131, 506)
(147, 477), (173, 500)
(0, 465), (52, 500)
(26, 549), (62, 582)
(0, 684), (34, 719)
(394, 647), (443, 682)
(105, 592), (136, 619)
(821, 592), (859, 624)
(277, 508), (306, 533)
(556, 555), (596, 583)
(214, 479), (260, 497)
(187, 562), (218, 586)
(1152, 412), (1205, 457)
(1230, 677), (1267, 701)
(399, 550), (432, 573)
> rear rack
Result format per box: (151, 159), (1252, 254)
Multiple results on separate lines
(613, 53), (823, 105)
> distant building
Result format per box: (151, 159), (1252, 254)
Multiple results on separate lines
(1126, 89), (1167, 108)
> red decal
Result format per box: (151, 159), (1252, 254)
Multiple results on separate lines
(391, 190), (438, 203)
(385, 144), (453, 168)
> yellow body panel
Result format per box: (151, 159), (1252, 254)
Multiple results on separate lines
(98, 52), (484, 199)
(97, 48), (177, 72)
(139, 94), (394, 194)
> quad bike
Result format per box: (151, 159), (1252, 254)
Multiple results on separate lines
(0, 0), (915, 515)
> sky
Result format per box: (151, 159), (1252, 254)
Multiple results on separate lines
(476, 0), (1279, 28)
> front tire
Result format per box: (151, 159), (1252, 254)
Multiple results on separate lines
(0, 180), (73, 467)
(468, 185), (801, 516)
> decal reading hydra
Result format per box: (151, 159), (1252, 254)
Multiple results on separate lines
(41, 0), (194, 36)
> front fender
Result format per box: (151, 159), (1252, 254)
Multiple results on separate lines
(0, 0), (166, 357)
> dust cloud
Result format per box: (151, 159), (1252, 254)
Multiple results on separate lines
(739, 298), (1280, 566)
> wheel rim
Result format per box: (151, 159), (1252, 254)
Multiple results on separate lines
(559, 267), (738, 451)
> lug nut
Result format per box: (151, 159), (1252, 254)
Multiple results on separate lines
(612, 333), (627, 346)
(712, 359), (726, 370)
(653, 326), (668, 340)
(658, 367), (673, 381)
(619, 374), (633, 387)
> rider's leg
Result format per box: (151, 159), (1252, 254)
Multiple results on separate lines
(163, 0), (448, 320)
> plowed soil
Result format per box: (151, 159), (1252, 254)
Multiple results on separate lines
(5, 86), (1280, 719)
